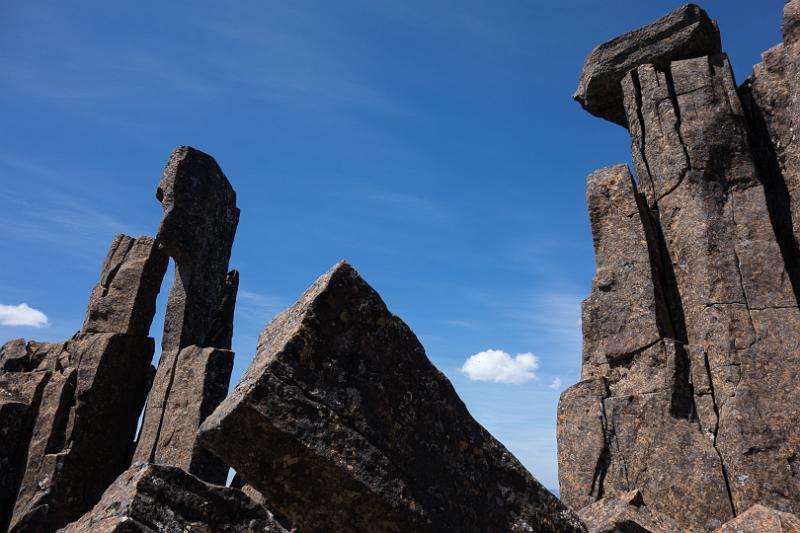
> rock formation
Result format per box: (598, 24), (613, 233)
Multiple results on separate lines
(60, 463), (290, 533)
(132, 146), (240, 485)
(713, 504), (800, 533)
(559, 2), (800, 531)
(198, 261), (585, 533)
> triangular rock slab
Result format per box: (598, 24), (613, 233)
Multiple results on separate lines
(713, 504), (800, 533)
(59, 463), (289, 533)
(199, 261), (586, 533)
(578, 490), (684, 533)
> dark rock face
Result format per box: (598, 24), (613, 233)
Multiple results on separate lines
(574, 4), (721, 127)
(59, 463), (290, 533)
(560, 3), (800, 532)
(133, 147), (239, 482)
(713, 504), (800, 533)
(578, 489), (682, 533)
(199, 261), (585, 533)
(0, 372), (48, 532)
(82, 235), (168, 337)
(133, 345), (234, 485)
(9, 333), (155, 533)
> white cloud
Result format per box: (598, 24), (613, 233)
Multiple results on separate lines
(461, 349), (539, 384)
(0, 303), (49, 328)
(549, 376), (562, 390)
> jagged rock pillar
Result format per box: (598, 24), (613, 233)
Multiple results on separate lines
(622, 53), (800, 518)
(133, 146), (239, 485)
(7, 235), (166, 533)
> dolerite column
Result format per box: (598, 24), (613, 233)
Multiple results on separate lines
(556, 166), (731, 530)
(622, 52), (800, 517)
(133, 146), (239, 485)
(199, 261), (586, 533)
(8, 235), (167, 533)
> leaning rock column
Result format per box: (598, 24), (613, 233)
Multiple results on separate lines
(623, 54), (800, 518)
(133, 146), (239, 485)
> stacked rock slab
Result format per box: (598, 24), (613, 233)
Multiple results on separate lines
(559, 3), (800, 532)
(713, 504), (800, 533)
(133, 146), (239, 486)
(60, 463), (290, 533)
(199, 261), (586, 533)
(6, 235), (167, 533)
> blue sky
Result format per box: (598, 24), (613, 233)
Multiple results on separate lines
(0, 1), (783, 490)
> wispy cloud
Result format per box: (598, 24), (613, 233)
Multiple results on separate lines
(0, 303), (49, 328)
(549, 376), (562, 390)
(236, 290), (288, 325)
(461, 349), (539, 384)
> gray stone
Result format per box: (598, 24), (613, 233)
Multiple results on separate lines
(132, 345), (233, 485)
(82, 234), (168, 337)
(59, 463), (290, 533)
(199, 261), (586, 533)
(574, 4), (721, 126)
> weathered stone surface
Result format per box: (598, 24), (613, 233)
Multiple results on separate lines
(10, 333), (154, 533)
(574, 4), (721, 126)
(156, 146), (240, 354)
(580, 164), (672, 378)
(199, 261), (585, 533)
(578, 489), (683, 533)
(1, 339), (69, 374)
(206, 269), (240, 351)
(0, 371), (49, 532)
(559, 340), (732, 531)
(132, 345), (233, 485)
(82, 234), (168, 337)
(60, 463), (290, 533)
(713, 504), (800, 533)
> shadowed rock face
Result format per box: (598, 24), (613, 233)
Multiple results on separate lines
(59, 463), (290, 533)
(574, 4), (721, 127)
(560, 2), (800, 531)
(199, 261), (586, 533)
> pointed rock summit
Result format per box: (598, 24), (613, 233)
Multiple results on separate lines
(199, 261), (585, 533)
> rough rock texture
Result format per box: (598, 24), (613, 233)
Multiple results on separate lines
(578, 490), (683, 533)
(156, 145), (240, 354)
(0, 339), (69, 374)
(9, 333), (155, 533)
(199, 261), (586, 533)
(574, 4), (721, 126)
(82, 235), (168, 336)
(133, 345), (234, 485)
(60, 463), (290, 533)
(713, 504), (800, 533)
(133, 146), (239, 482)
(0, 372), (48, 532)
(561, 3), (800, 532)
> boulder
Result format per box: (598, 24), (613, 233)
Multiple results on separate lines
(59, 463), (290, 533)
(578, 490), (683, 533)
(199, 261), (586, 533)
(574, 4), (721, 126)
(713, 504), (800, 533)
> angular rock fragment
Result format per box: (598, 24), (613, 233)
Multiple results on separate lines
(713, 504), (800, 533)
(574, 4), (721, 126)
(156, 146), (240, 353)
(60, 463), (290, 533)
(578, 489), (682, 533)
(580, 164), (672, 378)
(199, 262), (586, 533)
(10, 333), (154, 533)
(0, 372), (49, 532)
(132, 345), (234, 485)
(1, 339), (69, 374)
(82, 234), (168, 336)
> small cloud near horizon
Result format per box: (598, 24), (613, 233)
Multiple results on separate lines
(461, 349), (539, 384)
(0, 303), (49, 328)
(549, 376), (562, 390)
